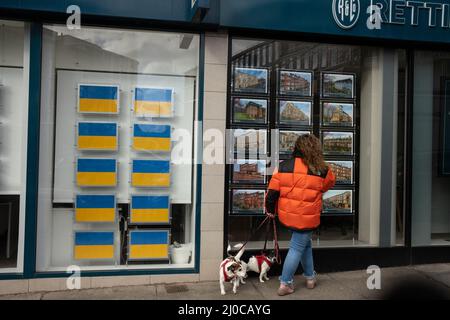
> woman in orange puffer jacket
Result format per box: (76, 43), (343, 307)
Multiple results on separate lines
(265, 134), (335, 296)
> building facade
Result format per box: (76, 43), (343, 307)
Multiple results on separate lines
(0, 0), (450, 295)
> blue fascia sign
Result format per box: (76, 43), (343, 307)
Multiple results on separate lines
(336, 0), (450, 30)
(189, 0), (210, 23)
(220, 0), (450, 45)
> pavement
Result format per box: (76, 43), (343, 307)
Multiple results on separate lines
(1, 264), (449, 300)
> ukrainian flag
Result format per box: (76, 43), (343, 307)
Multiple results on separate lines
(130, 195), (170, 224)
(75, 195), (116, 223)
(132, 124), (171, 152)
(131, 159), (170, 188)
(134, 87), (173, 117)
(77, 122), (118, 151)
(78, 85), (119, 114)
(74, 231), (114, 260)
(77, 158), (117, 187)
(128, 230), (169, 260)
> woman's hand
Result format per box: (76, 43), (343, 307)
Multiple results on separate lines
(266, 212), (276, 219)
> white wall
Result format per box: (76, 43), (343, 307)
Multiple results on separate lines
(359, 48), (383, 246)
(359, 48), (401, 246)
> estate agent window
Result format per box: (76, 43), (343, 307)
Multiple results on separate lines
(226, 38), (407, 249)
(36, 25), (200, 271)
(0, 20), (29, 273)
(412, 50), (450, 246)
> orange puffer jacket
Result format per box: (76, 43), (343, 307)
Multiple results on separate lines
(265, 154), (336, 231)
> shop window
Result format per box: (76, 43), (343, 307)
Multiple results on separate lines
(36, 26), (200, 271)
(0, 20), (28, 272)
(412, 51), (450, 246)
(227, 38), (406, 249)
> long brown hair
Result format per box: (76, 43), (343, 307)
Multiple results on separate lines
(294, 134), (328, 174)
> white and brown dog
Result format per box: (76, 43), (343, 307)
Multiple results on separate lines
(247, 253), (276, 283)
(219, 244), (247, 295)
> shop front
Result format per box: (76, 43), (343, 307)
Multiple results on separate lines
(0, 0), (449, 293)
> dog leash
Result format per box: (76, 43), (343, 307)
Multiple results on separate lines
(233, 214), (281, 265)
(233, 215), (271, 253)
(262, 215), (281, 265)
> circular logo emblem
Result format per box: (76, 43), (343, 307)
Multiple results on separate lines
(332, 0), (360, 29)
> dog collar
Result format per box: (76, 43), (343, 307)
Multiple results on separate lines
(221, 259), (236, 282)
(256, 255), (273, 272)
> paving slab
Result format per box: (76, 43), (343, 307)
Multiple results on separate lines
(156, 281), (265, 300)
(41, 285), (157, 300)
(0, 293), (43, 300)
(327, 266), (449, 300)
(412, 264), (450, 288)
(249, 274), (365, 300)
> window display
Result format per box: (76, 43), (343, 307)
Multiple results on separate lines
(78, 84), (119, 114)
(232, 129), (267, 155)
(322, 190), (353, 214)
(278, 70), (312, 96)
(131, 159), (171, 188)
(129, 195), (170, 225)
(231, 189), (266, 215)
(77, 122), (118, 151)
(127, 230), (170, 261)
(228, 38), (406, 249)
(76, 158), (118, 187)
(133, 87), (174, 118)
(74, 231), (115, 260)
(132, 123), (171, 152)
(37, 25), (199, 271)
(232, 160), (266, 184)
(412, 50), (450, 246)
(74, 194), (116, 223)
(322, 132), (354, 155)
(232, 98), (268, 124)
(322, 103), (354, 127)
(278, 100), (312, 125)
(327, 161), (354, 185)
(322, 73), (355, 99)
(233, 67), (269, 94)
(279, 130), (311, 154)
(0, 21), (28, 272)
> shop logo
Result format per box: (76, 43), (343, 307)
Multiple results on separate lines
(332, 0), (361, 29)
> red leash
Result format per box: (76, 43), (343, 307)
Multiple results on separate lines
(262, 216), (281, 265)
(230, 193), (281, 265)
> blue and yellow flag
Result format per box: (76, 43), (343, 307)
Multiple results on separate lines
(76, 158), (117, 187)
(130, 195), (170, 224)
(74, 231), (114, 260)
(128, 230), (169, 260)
(78, 85), (119, 114)
(134, 87), (173, 117)
(75, 195), (116, 223)
(132, 124), (171, 152)
(131, 159), (170, 188)
(77, 122), (118, 151)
